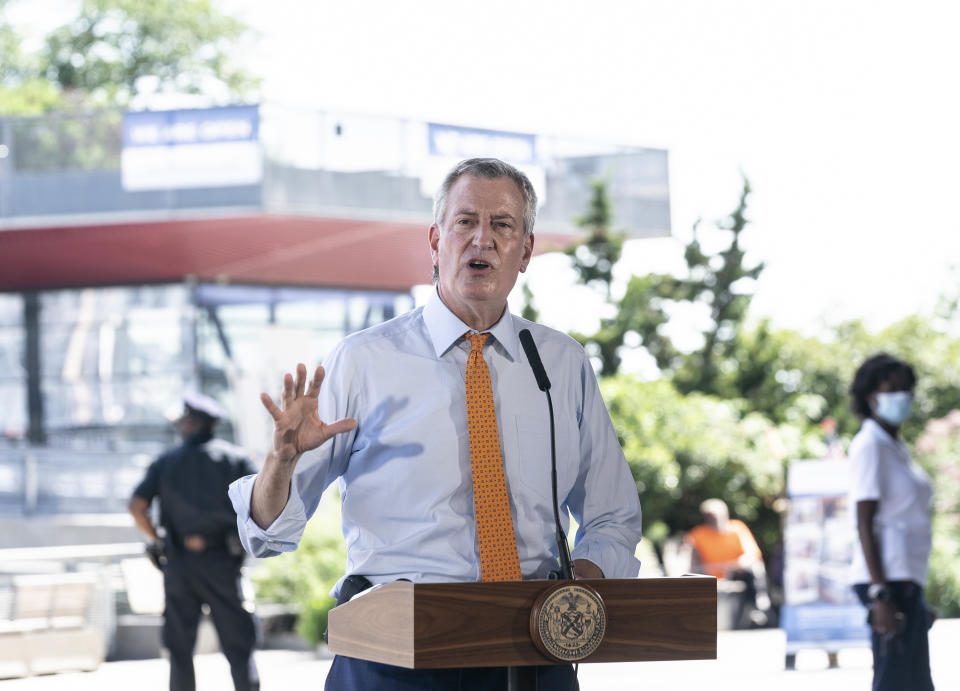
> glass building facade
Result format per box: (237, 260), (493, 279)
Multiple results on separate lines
(0, 284), (411, 515)
(1, 283), (411, 451)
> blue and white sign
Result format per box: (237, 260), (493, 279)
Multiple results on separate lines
(781, 458), (870, 654)
(422, 122), (545, 209)
(122, 106), (262, 190)
(428, 123), (536, 165)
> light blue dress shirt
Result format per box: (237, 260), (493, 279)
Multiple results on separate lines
(228, 289), (643, 592)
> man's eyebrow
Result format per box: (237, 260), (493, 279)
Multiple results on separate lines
(453, 209), (479, 217)
(491, 213), (518, 222)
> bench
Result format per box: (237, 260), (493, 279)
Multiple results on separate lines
(0, 573), (104, 678)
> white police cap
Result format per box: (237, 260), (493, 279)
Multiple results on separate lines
(183, 391), (227, 420)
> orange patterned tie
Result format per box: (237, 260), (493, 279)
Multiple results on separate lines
(464, 332), (522, 582)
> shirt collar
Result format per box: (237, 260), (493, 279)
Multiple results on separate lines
(422, 287), (521, 361)
(862, 417), (908, 455)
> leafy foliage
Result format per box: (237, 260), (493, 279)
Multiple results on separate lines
(519, 281), (539, 323)
(600, 375), (822, 559)
(602, 319), (960, 618)
(250, 495), (346, 646)
(564, 178), (626, 300)
(672, 180), (764, 395)
(564, 177), (960, 620)
(915, 412), (960, 617)
(1, 0), (257, 114)
(571, 176), (762, 383)
(10, 110), (123, 171)
(725, 314), (960, 440)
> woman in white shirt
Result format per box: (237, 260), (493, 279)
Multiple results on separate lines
(849, 353), (935, 691)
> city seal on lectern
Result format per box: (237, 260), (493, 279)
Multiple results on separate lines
(529, 582), (607, 663)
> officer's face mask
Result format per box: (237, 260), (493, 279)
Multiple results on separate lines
(874, 391), (913, 426)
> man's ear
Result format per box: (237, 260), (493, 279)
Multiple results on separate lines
(519, 233), (535, 272)
(428, 224), (440, 264)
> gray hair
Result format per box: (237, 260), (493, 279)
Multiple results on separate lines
(433, 158), (538, 238)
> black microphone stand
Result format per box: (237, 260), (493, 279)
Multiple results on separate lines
(547, 385), (575, 580)
(509, 330), (578, 691)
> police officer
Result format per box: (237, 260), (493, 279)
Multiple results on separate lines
(129, 392), (260, 691)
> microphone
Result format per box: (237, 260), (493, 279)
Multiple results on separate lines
(518, 329), (575, 580)
(519, 329), (550, 392)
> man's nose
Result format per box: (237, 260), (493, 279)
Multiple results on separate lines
(471, 221), (495, 248)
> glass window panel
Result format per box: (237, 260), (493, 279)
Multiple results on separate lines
(125, 305), (188, 373)
(0, 382), (27, 440)
(0, 324), (25, 381)
(22, 283), (410, 451)
(275, 296), (347, 330)
(43, 371), (187, 432)
(0, 295), (23, 325)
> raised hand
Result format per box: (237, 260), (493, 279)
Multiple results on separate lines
(261, 363), (357, 465)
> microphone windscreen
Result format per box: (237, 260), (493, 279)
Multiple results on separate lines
(519, 329), (551, 391)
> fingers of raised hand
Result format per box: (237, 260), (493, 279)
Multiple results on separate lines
(305, 366), (324, 398)
(280, 364), (311, 409)
(281, 372), (296, 408)
(260, 392), (282, 421)
(294, 363), (307, 397)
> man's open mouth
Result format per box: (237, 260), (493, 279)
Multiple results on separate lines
(468, 260), (491, 269)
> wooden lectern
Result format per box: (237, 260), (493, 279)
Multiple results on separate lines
(327, 576), (716, 670)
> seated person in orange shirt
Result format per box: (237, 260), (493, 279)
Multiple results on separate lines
(686, 498), (771, 627)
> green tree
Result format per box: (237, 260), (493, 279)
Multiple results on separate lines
(724, 313), (960, 439)
(600, 375), (823, 564)
(564, 178), (672, 377)
(914, 412), (960, 617)
(520, 281), (539, 322)
(1, 0), (257, 114)
(565, 179), (626, 300)
(0, 0), (63, 114)
(571, 175), (761, 382)
(672, 179), (764, 395)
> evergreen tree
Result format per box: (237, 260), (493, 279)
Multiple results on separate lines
(672, 177), (764, 395)
(565, 178), (627, 300)
(520, 281), (539, 322)
(570, 174), (762, 384)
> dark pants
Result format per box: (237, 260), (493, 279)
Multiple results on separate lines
(853, 581), (934, 691)
(728, 567), (771, 629)
(324, 656), (579, 691)
(163, 552), (259, 691)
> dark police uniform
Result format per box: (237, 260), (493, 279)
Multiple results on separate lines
(133, 430), (259, 691)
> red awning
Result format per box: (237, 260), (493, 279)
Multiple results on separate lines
(0, 215), (575, 292)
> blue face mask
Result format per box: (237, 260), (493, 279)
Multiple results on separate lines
(874, 391), (913, 426)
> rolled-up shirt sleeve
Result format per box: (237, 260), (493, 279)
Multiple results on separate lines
(567, 356), (643, 579)
(228, 473), (310, 557)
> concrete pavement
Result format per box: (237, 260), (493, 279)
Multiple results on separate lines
(3, 619), (958, 690)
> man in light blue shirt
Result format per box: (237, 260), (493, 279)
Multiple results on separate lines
(229, 158), (642, 690)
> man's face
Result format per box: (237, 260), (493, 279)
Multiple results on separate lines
(174, 410), (209, 440)
(429, 175), (534, 327)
